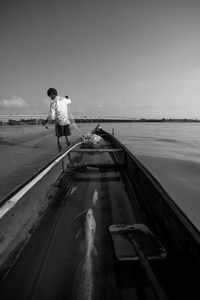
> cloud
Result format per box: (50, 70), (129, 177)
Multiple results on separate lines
(0, 96), (29, 109)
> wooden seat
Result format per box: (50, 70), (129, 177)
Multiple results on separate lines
(109, 224), (167, 261)
(70, 148), (124, 153)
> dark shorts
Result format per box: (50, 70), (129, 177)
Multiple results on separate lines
(55, 124), (71, 137)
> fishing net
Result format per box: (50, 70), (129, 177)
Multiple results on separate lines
(81, 133), (104, 148)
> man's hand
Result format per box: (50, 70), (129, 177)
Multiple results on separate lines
(42, 119), (48, 126)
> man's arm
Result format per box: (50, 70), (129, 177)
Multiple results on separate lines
(43, 101), (55, 125)
(42, 119), (48, 125)
(68, 104), (73, 123)
(68, 105), (80, 131)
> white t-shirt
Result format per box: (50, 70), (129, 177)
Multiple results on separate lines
(49, 96), (71, 125)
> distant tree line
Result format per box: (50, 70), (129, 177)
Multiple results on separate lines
(0, 117), (200, 126)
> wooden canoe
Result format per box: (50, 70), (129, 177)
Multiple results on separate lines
(0, 127), (199, 300)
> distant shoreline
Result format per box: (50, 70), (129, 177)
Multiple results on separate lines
(1, 118), (200, 125)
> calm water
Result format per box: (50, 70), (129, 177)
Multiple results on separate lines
(1, 122), (200, 230)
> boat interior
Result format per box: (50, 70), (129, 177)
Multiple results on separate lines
(0, 132), (199, 300)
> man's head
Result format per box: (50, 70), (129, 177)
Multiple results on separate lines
(47, 88), (57, 100)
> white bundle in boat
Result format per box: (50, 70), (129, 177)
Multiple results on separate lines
(81, 133), (104, 148)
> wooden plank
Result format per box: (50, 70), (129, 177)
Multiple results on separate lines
(70, 148), (124, 153)
(124, 232), (169, 300)
(109, 224), (167, 261)
(110, 224), (169, 300)
(67, 163), (125, 170)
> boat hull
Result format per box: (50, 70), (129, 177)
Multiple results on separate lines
(103, 131), (200, 270)
(0, 129), (200, 299)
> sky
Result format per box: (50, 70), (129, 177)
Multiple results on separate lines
(0, 0), (200, 119)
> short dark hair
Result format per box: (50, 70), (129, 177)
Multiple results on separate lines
(47, 88), (57, 96)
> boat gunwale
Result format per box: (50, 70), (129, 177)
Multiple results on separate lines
(0, 141), (82, 215)
(102, 131), (200, 241)
(0, 128), (200, 297)
(1, 129), (199, 240)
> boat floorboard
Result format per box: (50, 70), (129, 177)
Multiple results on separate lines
(0, 144), (199, 299)
(0, 166), (147, 300)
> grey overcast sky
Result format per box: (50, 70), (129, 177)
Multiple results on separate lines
(0, 0), (200, 118)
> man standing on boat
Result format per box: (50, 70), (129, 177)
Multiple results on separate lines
(44, 88), (72, 152)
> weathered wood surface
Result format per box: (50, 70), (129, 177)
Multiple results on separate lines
(71, 148), (124, 153)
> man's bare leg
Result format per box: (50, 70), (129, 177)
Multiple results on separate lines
(65, 136), (70, 146)
(57, 137), (62, 152)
